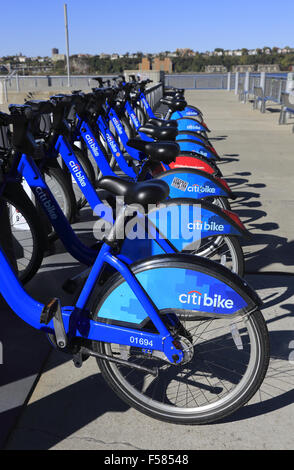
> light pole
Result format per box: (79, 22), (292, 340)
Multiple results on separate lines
(64, 3), (71, 87)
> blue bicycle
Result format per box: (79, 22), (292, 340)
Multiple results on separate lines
(0, 102), (246, 285)
(0, 172), (269, 423)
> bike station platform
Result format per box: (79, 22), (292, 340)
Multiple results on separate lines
(2, 90), (294, 450)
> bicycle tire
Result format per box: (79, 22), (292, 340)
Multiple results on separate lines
(94, 308), (269, 425)
(2, 182), (47, 284)
(42, 165), (77, 241)
(71, 145), (96, 209)
(187, 235), (244, 277)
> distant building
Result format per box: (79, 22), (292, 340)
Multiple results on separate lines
(140, 57), (151, 71)
(153, 57), (173, 73)
(139, 57), (173, 73)
(205, 65), (227, 73)
(52, 53), (65, 62)
(257, 64), (280, 72)
(0, 65), (8, 73)
(232, 65), (255, 72)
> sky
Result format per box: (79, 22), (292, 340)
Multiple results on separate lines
(0, 0), (294, 57)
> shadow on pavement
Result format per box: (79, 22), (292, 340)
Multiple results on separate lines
(4, 367), (129, 450)
(219, 328), (294, 425)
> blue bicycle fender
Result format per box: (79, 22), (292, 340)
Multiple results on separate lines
(146, 198), (248, 253)
(154, 169), (232, 200)
(171, 109), (201, 119)
(118, 197), (246, 259)
(95, 254), (261, 325)
(177, 140), (217, 160)
(175, 118), (209, 133)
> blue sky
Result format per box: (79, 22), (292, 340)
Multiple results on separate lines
(1, 0), (294, 57)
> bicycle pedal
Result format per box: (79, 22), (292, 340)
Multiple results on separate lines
(40, 298), (59, 325)
(40, 298), (68, 349)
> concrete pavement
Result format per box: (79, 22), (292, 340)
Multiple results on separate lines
(2, 90), (294, 450)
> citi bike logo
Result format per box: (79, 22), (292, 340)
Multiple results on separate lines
(186, 111), (198, 116)
(179, 290), (234, 309)
(69, 161), (86, 187)
(130, 113), (140, 128)
(112, 117), (124, 135)
(187, 183), (216, 194)
(187, 219), (224, 232)
(142, 98), (149, 109)
(106, 134), (120, 156)
(198, 149), (208, 157)
(36, 187), (58, 220)
(85, 134), (99, 157)
(187, 124), (201, 130)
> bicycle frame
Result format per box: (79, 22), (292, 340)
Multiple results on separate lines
(70, 108), (233, 202)
(139, 88), (202, 121)
(138, 89), (209, 133)
(16, 152), (101, 265)
(0, 239), (184, 363)
(122, 98), (216, 161)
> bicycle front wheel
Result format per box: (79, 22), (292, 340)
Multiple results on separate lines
(43, 165), (77, 241)
(94, 310), (269, 425)
(2, 182), (47, 284)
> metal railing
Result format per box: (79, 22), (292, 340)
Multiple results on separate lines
(165, 73), (229, 90)
(0, 71), (117, 93)
(264, 75), (287, 103)
(236, 72), (288, 104)
(145, 82), (163, 110)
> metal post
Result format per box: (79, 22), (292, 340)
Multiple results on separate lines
(16, 74), (19, 92)
(234, 72), (239, 95)
(244, 71), (249, 101)
(64, 3), (71, 87)
(278, 79), (283, 103)
(286, 72), (294, 94)
(227, 72), (231, 91)
(0, 81), (3, 105)
(260, 72), (266, 92)
(3, 80), (8, 103)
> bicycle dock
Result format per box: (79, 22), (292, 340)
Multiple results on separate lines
(0, 87), (293, 449)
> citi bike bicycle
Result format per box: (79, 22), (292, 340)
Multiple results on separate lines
(0, 101), (247, 284)
(110, 78), (221, 167)
(92, 80), (223, 178)
(68, 88), (232, 210)
(0, 170), (270, 424)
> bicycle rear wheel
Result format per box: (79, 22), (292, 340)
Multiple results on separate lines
(94, 310), (269, 425)
(187, 235), (244, 276)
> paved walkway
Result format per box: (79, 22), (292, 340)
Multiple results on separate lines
(2, 90), (294, 450)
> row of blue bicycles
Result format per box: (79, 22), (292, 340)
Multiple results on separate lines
(0, 75), (269, 424)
